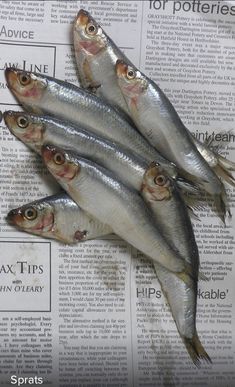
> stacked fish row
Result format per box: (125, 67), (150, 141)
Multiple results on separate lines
(3, 10), (235, 365)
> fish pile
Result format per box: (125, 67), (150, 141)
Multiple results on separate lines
(3, 9), (235, 366)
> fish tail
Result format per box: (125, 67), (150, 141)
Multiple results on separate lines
(213, 189), (231, 224)
(204, 129), (234, 150)
(214, 164), (235, 188)
(218, 154), (235, 171)
(177, 176), (202, 195)
(182, 332), (212, 367)
(177, 265), (209, 284)
(218, 155), (235, 172)
(198, 271), (209, 281)
(176, 262), (196, 286)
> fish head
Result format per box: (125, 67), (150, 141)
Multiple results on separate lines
(3, 111), (45, 152)
(115, 60), (148, 108)
(141, 162), (173, 201)
(74, 9), (106, 56)
(5, 67), (47, 105)
(6, 202), (55, 235)
(42, 144), (80, 183)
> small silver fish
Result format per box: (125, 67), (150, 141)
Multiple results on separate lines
(7, 193), (111, 243)
(4, 111), (205, 217)
(41, 143), (193, 277)
(73, 9), (235, 192)
(141, 163), (211, 364)
(5, 67), (175, 176)
(4, 111), (148, 191)
(115, 60), (230, 221)
(73, 9), (132, 115)
(192, 135), (235, 187)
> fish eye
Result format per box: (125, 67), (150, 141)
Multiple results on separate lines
(126, 68), (136, 80)
(154, 175), (167, 186)
(24, 207), (37, 220)
(18, 72), (31, 86)
(86, 22), (98, 35)
(53, 152), (65, 165)
(17, 115), (29, 128)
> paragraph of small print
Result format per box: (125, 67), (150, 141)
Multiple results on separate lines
(0, 241), (51, 312)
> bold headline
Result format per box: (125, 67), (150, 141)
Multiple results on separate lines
(149, 0), (235, 16)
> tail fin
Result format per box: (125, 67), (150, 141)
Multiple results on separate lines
(198, 271), (209, 281)
(214, 187), (231, 224)
(176, 266), (209, 285)
(204, 129), (234, 151)
(176, 262), (198, 286)
(176, 176), (202, 195)
(218, 154), (235, 172)
(214, 164), (235, 188)
(182, 332), (212, 367)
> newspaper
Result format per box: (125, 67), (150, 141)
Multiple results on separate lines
(0, 1), (234, 386)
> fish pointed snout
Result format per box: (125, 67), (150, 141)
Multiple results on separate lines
(76, 9), (90, 26)
(41, 144), (56, 164)
(115, 59), (128, 77)
(3, 110), (16, 131)
(6, 208), (22, 225)
(5, 67), (17, 86)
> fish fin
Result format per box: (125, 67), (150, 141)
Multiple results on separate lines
(187, 206), (200, 221)
(204, 129), (234, 150)
(213, 188), (231, 224)
(214, 164), (235, 188)
(177, 176), (202, 195)
(182, 332), (212, 367)
(87, 84), (101, 94)
(183, 193), (206, 211)
(198, 271), (210, 281)
(178, 170), (209, 192)
(176, 262), (197, 286)
(183, 262), (210, 283)
(181, 191), (208, 220)
(175, 271), (192, 286)
(218, 154), (235, 172)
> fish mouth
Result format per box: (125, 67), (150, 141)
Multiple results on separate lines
(6, 208), (22, 226)
(41, 144), (57, 164)
(42, 144), (80, 181)
(5, 67), (18, 91)
(115, 59), (128, 78)
(3, 110), (16, 133)
(76, 9), (90, 27)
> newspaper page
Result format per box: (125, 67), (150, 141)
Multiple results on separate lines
(0, 1), (234, 386)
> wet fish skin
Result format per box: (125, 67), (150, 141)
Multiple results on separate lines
(191, 134), (235, 187)
(141, 163), (211, 364)
(10, 187), (209, 364)
(115, 60), (229, 220)
(152, 262), (211, 365)
(4, 111), (204, 205)
(73, 7), (234, 192)
(6, 193), (112, 243)
(74, 4), (235, 192)
(5, 67), (176, 176)
(73, 9), (132, 115)
(4, 111), (148, 191)
(41, 143), (191, 274)
(141, 163), (199, 269)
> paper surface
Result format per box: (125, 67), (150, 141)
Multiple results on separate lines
(0, 1), (234, 386)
